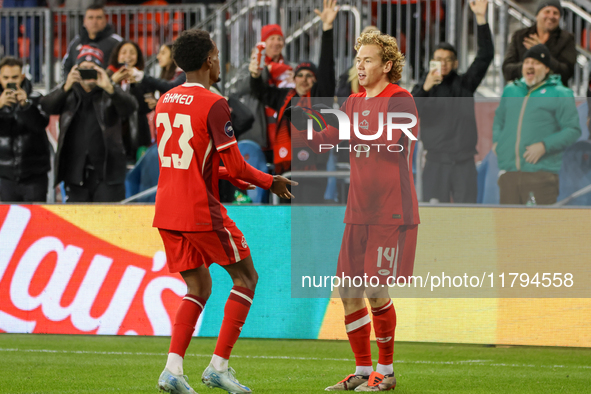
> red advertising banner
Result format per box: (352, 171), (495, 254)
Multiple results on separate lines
(0, 205), (184, 336)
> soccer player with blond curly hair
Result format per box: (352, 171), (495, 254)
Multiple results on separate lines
(293, 30), (420, 392)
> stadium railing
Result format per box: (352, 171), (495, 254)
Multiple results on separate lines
(183, 0), (448, 95)
(0, 4), (210, 90)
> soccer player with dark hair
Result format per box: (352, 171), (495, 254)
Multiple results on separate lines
(291, 30), (419, 391)
(154, 29), (295, 394)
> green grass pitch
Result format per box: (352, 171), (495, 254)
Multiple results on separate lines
(0, 334), (589, 393)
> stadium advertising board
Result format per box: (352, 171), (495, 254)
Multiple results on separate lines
(0, 205), (589, 347)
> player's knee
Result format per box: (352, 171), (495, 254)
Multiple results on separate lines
(341, 297), (365, 311)
(243, 270), (258, 291)
(339, 286), (363, 299)
(186, 282), (212, 300)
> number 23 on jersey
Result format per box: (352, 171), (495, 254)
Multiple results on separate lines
(156, 112), (195, 170)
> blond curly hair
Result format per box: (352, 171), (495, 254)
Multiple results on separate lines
(354, 31), (404, 83)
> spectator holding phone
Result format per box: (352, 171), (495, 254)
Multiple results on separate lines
(107, 40), (154, 161)
(411, 0), (493, 203)
(40, 45), (138, 203)
(0, 56), (50, 202)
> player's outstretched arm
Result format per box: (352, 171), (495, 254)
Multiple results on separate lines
(219, 167), (256, 190)
(285, 104), (340, 151)
(219, 145), (274, 189)
(270, 175), (298, 199)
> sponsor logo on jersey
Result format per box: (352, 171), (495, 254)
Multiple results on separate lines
(224, 121), (234, 138)
(359, 119), (369, 129)
(378, 269), (390, 276)
(279, 147), (289, 158)
(376, 336), (392, 343)
(362, 110), (370, 116)
(241, 236), (247, 248)
(297, 149), (310, 161)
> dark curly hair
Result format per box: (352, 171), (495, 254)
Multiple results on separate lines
(108, 40), (145, 71)
(355, 31), (404, 83)
(172, 29), (214, 73)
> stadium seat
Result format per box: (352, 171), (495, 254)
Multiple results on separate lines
(478, 150), (500, 205)
(237, 140), (269, 203)
(557, 140), (591, 206)
(125, 144), (160, 202)
(576, 100), (590, 141)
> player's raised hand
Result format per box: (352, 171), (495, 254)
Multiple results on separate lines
(270, 175), (298, 199)
(315, 0), (339, 31)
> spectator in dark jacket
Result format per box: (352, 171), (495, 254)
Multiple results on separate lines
(502, 0), (575, 86)
(107, 40), (154, 162)
(0, 57), (50, 202)
(411, 0), (493, 203)
(41, 45), (138, 203)
(62, 4), (123, 78)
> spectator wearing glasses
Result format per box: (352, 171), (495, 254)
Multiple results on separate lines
(411, 0), (493, 203)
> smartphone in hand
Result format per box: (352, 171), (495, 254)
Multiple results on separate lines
(79, 69), (98, 80)
(429, 60), (442, 76)
(6, 82), (17, 90)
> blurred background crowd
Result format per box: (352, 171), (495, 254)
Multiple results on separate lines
(1, 0), (591, 206)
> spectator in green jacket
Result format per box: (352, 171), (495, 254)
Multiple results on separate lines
(493, 44), (581, 205)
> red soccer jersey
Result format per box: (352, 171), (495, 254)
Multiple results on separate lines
(152, 83), (272, 232)
(305, 83), (420, 226)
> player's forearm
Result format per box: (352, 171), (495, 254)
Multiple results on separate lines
(219, 166), (252, 189)
(219, 146), (273, 189)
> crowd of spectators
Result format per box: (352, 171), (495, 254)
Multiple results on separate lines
(0, 0), (588, 206)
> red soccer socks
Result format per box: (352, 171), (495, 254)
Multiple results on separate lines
(169, 294), (206, 357)
(345, 307), (373, 368)
(166, 294), (206, 375)
(214, 286), (255, 360)
(371, 300), (396, 367)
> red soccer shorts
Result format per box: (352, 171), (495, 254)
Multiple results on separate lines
(158, 225), (250, 273)
(337, 224), (418, 284)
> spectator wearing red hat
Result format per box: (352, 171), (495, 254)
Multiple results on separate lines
(229, 22), (295, 162)
(260, 23), (294, 88)
(249, 0), (339, 203)
(40, 44), (138, 202)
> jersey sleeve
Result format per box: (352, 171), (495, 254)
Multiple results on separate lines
(219, 144), (274, 189)
(207, 98), (238, 152)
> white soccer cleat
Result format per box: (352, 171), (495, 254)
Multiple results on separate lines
(201, 363), (251, 393)
(158, 368), (198, 394)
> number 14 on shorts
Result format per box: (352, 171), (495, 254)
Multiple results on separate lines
(376, 246), (397, 268)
